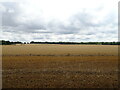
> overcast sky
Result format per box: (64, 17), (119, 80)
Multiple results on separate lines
(0, 0), (119, 42)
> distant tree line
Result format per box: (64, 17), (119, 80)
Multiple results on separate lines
(0, 40), (120, 45)
(30, 41), (120, 45)
(0, 40), (22, 45)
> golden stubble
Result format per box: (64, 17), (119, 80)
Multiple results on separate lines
(2, 44), (119, 88)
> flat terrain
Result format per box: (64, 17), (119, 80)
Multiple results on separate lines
(2, 44), (119, 88)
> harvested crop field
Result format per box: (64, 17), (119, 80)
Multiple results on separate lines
(2, 44), (119, 88)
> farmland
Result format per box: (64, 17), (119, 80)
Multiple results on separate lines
(2, 44), (119, 88)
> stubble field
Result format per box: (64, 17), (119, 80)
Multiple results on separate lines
(2, 44), (119, 88)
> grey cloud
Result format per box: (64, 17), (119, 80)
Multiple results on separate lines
(2, 2), (117, 35)
(70, 12), (99, 28)
(47, 19), (80, 34)
(1, 2), (20, 27)
(1, 2), (118, 42)
(33, 37), (44, 40)
(1, 2), (47, 34)
(25, 23), (46, 30)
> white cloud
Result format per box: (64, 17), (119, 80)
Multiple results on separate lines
(0, 0), (118, 42)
